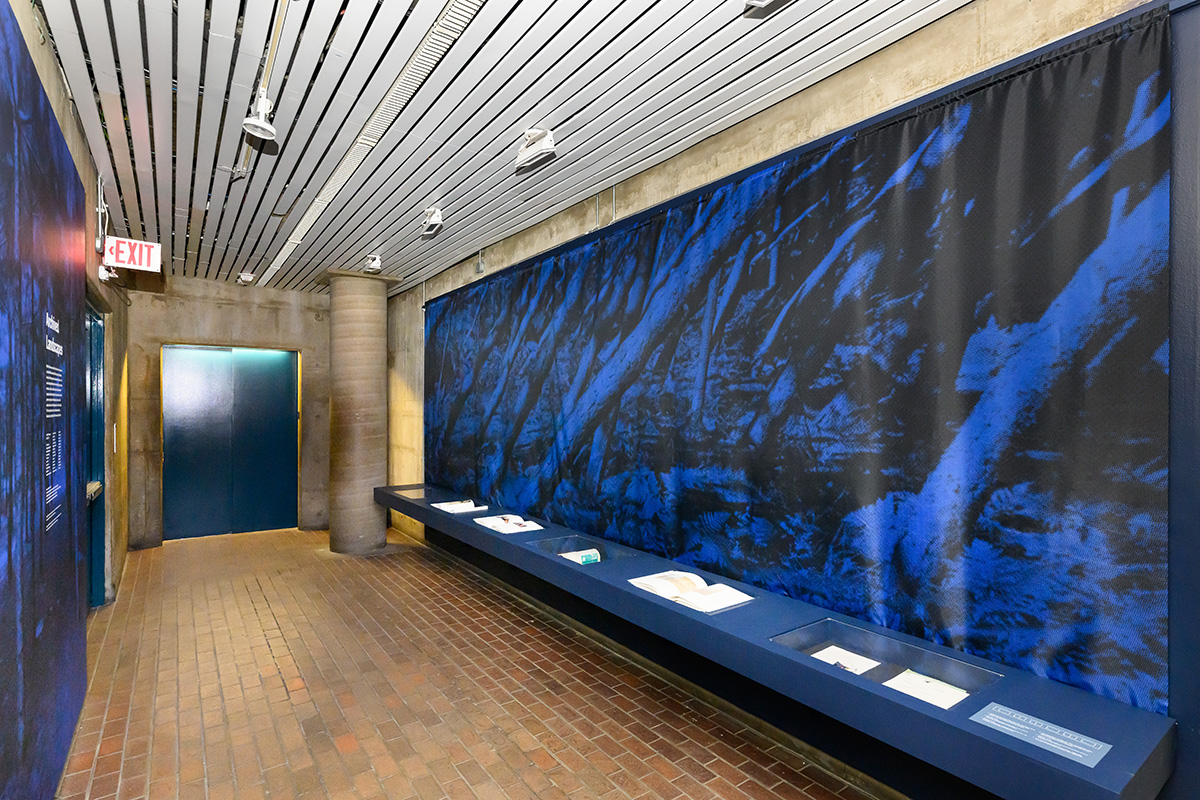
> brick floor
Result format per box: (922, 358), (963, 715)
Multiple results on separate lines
(55, 529), (883, 800)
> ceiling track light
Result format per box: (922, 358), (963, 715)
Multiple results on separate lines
(363, 254), (383, 273)
(421, 207), (443, 238)
(236, 271), (256, 286)
(242, 86), (277, 141)
(515, 128), (555, 170)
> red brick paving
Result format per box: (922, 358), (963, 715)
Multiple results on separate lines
(55, 529), (884, 800)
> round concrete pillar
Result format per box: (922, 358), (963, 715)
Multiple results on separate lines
(327, 271), (391, 554)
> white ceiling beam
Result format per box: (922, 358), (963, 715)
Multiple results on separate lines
(38, 0), (126, 236)
(109, 0), (157, 241)
(184, 0), (240, 276)
(74, 0), (143, 238)
(144, 0), (175, 253)
(196, 1), (276, 279)
(172, 0), (205, 271)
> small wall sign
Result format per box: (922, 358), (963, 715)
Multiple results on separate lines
(102, 235), (161, 273)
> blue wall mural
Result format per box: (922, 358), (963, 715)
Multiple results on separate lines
(427, 13), (1171, 712)
(0, 3), (89, 797)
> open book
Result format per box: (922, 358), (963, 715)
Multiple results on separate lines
(628, 570), (753, 613)
(474, 514), (544, 534)
(431, 499), (488, 513)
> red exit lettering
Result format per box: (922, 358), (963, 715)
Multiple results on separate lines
(102, 235), (162, 273)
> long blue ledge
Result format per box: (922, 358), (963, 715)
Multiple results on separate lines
(376, 484), (1175, 800)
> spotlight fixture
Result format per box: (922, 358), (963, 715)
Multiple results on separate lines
(242, 86), (277, 141)
(421, 207), (443, 238)
(236, 271), (256, 286)
(363, 254), (383, 274)
(515, 128), (555, 170)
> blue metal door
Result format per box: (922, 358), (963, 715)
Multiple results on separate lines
(85, 307), (105, 606)
(231, 348), (299, 533)
(162, 346), (298, 539)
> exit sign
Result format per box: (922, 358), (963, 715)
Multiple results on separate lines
(103, 235), (161, 273)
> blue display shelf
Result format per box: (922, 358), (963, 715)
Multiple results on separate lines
(376, 484), (1176, 800)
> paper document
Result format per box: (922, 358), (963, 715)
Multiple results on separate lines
(628, 570), (753, 613)
(431, 500), (488, 513)
(629, 570), (707, 597)
(883, 669), (970, 709)
(474, 514), (544, 534)
(560, 548), (600, 565)
(674, 584), (753, 613)
(810, 645), (880, 676)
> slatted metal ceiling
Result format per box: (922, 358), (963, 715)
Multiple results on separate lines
(38, 0), (971, 295)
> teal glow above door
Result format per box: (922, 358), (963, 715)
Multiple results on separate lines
(162, 346), (298, 539)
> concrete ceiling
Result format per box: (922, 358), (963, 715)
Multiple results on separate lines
(38, 0), (970, 294)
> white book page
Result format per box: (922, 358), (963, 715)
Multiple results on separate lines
(474, 514), (543, 533)
(676, 584), (753, 613)
(883, 669), (970, 709)
(431, 500), (488, 513)
(628, 571), (708, 599)
(810, 645), (880, 675)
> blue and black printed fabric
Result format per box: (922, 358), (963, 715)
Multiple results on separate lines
(0, 3), (88, 797)
(426, 12), (1171, 713)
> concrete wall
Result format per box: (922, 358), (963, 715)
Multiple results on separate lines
(7, 0), (132, 598)
(127, 277), (330, 548)
(388, 0), (1145, 507)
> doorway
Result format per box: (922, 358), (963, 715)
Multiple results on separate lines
(85, 306), (105, 606)
(161, 345), (299, 539)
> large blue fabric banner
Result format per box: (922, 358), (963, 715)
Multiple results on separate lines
(0, 4), (88, 797)
(426, 12), (1171, 712)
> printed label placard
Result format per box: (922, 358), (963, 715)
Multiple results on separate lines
(970, 703), (1112, 768)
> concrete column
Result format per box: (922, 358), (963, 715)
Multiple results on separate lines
(326, 269), (397, 554)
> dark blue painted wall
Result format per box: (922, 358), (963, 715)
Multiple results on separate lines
(426, 11), (1171, 719)
(0, 3), (89, 797)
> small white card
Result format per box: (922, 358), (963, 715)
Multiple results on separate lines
(810, 645), (880, 676)
(883, 669), (970, 709)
